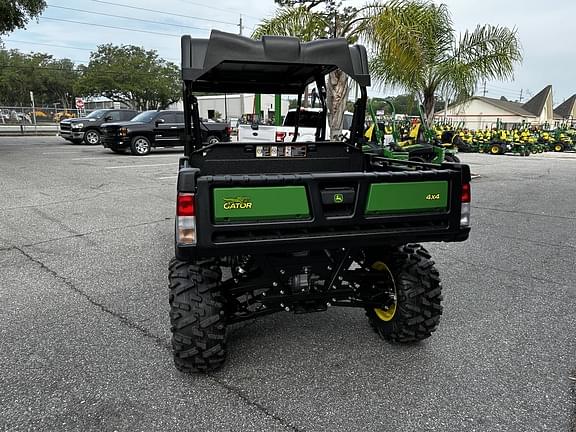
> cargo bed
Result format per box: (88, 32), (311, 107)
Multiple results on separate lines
(175, 142), (470, 259)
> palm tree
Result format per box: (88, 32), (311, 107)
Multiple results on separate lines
(368, 2), (522, 125)
(253, 0), (522, 134)
(253, 2), (422, 139)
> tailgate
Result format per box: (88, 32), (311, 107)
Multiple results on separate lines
(237, 124), (277, 142)
(177, 165), (470, 258)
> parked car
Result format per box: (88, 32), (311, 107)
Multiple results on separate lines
(59, 109), (139, 145)
(100, 110), (231, 155)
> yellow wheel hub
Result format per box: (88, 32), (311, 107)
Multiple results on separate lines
(555, 145), (562, 151)
(371, 261), (397, 322)
(374, 304), (397, 321)
(490, 145), (500, 154)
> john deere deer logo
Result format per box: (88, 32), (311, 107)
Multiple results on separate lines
(333, 193), (344, 204)
(223, 197), (253, 210)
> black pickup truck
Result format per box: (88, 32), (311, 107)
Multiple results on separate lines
(59, 109), (139, 145)
(100, 110), (231, 155)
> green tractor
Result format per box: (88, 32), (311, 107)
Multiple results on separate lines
(550, 129), (574, 152)
(364, 100), (460, 163)
(483, 128), (530, 156)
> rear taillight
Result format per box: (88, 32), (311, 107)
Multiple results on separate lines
(275, 131), (286, 142)
(225, 126), (232, 136)
(461, 183), (471, 203)
(176, 193), (197, 245)
(460, 183), (471, 227)
(177, 193), (195, 216)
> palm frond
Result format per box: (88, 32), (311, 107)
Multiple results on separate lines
(251, 6), (329, 41)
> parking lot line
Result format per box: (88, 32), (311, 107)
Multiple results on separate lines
(70, 155), (179, 160)
(157, 176), (178, 180)
(42, 151), (87, 154)
(105, 163), (176, 169)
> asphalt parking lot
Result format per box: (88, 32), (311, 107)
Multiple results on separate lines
(0, 136), (574, 431)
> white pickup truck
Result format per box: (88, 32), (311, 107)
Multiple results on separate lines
(237, 108), (353, 142)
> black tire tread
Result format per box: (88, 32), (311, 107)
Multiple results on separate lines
(365, 244), (443, 343)
(168, 258), (226, 373)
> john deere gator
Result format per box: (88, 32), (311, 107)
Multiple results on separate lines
(169, 31), (471, 372)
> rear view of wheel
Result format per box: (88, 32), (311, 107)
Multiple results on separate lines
(169, 258), (227, 373)
(362, 244), (443, 343)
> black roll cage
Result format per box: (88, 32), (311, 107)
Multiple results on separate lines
(180, 30), (370, 156)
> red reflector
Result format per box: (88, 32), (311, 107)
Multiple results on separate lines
(225, 127), (232, 136)
(461, 183), (471, 203)
(275, 131), (286, 142)
(177, 194), (195, 216)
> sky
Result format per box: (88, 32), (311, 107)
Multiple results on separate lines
(3, 0), (576, 105)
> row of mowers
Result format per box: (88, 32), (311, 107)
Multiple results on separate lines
(434, 124), (575, 156)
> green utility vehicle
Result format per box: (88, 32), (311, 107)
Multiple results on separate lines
(170, 31), (471, 373)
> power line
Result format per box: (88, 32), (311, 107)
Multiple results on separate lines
(0, 65), (179, 79)
(170, 0), (261, 20)
(486, 83), (521, 91)
(47, 5), (216, 31)
(40, 16), (183, 37)
(84, 0), (239, 26)
(0, 65), (85, 72)
(4, 39), (93, 52)
(3, 39), (179, 62)
(484, 85), (522, 96)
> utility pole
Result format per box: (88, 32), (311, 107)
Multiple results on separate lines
(482, 81), (487, 97)
(519, 89), (523, 102)
(444, 88), (448, 124)
(238, 15), (243, 36)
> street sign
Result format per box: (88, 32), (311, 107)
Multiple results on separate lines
(75, 97), (85, 110)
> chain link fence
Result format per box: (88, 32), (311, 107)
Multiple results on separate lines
(0, 106), (87, 125)
(0, 106), (91, 135)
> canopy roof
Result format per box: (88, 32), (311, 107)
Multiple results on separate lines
(181, 30), (370, 94)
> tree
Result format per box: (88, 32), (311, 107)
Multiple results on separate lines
(253, 1), (427, 139)
(371, 95), (420, 116)
(369, 1), (522, 125)
(76, 45), (180, 110)
(0, 0), (46, 36)
(0, 49), (77, 107)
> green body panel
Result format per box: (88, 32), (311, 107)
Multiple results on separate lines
(365, 181), (449, 214)
(213, 186), (310, 222)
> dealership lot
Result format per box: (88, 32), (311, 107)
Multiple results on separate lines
(0, 136), (574, 431)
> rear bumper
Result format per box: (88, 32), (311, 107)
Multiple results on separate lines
(175, 166), (471, 259)
(176, 226), (470, 260)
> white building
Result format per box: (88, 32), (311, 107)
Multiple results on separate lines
(554, 94), (576, 123)
(435, 85), (555, 129)
(168, 94), (290, 122)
